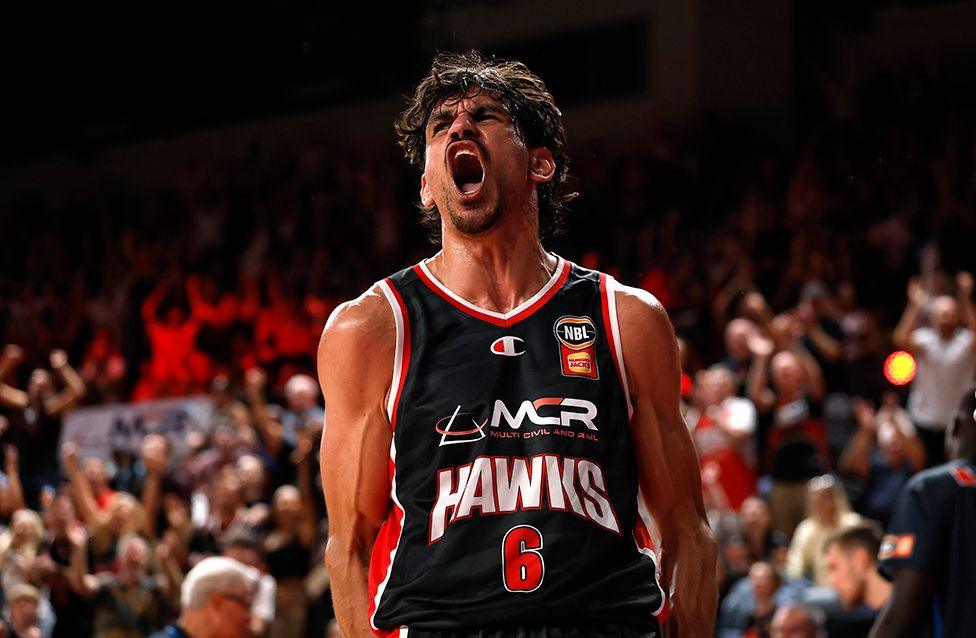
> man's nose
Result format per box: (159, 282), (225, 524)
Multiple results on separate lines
(448, 111), (478, 141)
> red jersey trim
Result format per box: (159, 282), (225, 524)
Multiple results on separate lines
(369, 280), (411, 636)
(412, 256), (570, 328)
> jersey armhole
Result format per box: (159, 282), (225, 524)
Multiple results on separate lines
(600, 274), (635, 419)
(377, 279), (410, 430)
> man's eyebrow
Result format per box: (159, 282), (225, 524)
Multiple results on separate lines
(427, 101), (509, 129)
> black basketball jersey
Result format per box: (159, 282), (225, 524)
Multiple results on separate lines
(879, 458), (976, 637)
(367, 254), (667, 637)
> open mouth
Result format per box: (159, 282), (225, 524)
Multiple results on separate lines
(447, 142), (485, 199)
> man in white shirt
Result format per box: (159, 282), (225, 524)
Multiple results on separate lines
(893, 272), (976, 465)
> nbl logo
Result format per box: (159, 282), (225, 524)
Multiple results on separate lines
(553, 316), (599, 379)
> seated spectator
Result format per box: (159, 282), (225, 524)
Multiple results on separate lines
(220, 532), (276, 637)
(785, 475), (862, 587)
(809, 523), (890, 638)
(839, 397), (925, 525)
(148, 556), (259, 638)
(1, 583), (45, 638)
(0, 509), (45, 592)
(769, 603), (825, 638)
(718, 561), (808, 637)
(739, 496), (790, 570)
(688, 366), (758, 513)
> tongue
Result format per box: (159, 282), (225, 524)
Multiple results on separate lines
(460, 181), (481, 194)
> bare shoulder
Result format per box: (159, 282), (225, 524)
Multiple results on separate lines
(317, 284), (396, 390)
(612, 282), (674, 346)
(610, 281), (679, 393)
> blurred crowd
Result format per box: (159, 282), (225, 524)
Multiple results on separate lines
(0, 61), (975, 637)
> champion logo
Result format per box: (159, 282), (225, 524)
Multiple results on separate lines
(490, 336), (525, 357)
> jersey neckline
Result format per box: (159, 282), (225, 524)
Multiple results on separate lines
(412, 253), (571, 328)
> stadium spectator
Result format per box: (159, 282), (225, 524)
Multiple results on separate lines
(68, 532), (176, 638)
(688, 366), (758, 513)
(839, 397), (925, 525)
(717, 561), (807, 637)
(812, 523), (890, 638)
(785, 475), (862, 587)
(747, 332), (828, 536)
(1, 583), (45, 638)
(893, 273), (976, 465)
(148, 556), (259, 638)
(0, 509), (45, 593)
(769, 603), (825, 638)
(0, 347), (85, 508)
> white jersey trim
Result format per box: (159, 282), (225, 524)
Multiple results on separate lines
(417, 254), (566, 321)
(377, 279), (405, 423)
(605, 275), (634, 419)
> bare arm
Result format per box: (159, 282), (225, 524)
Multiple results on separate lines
(67, 527), (100, 598)
(294, 428), (320, 548)
(45, 349), (87, 416)
(788, 341), (826, 403)
(616, 285), (718, 638)
(869, 569), (933, 638)
(746, 336), (776, 413)
(244, 368), (286, 456)
(838, 400), (876, 479)
(319, 287), (397, 638)
(1, 446), (25, 515)
(892, 278), (927, 352)
(0, 345), (28, 410)
(61, 444), (109, 530)
(957, 272), (976, 342)
(797, 302), (842, 363)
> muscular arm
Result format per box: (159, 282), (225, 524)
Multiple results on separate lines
(318, 286), (397, 638)
(616, 285), (718, 638)
(869, 569), (933, 638)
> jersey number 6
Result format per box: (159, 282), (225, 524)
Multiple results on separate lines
(502, 525), (545, 592)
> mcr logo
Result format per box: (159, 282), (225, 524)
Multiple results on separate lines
(436, 397), (598, 446)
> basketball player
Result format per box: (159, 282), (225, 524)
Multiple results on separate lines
(869, 385), (976, 637)
(318, 51), (717, 638)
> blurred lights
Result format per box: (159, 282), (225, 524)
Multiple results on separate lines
(884, 351), (916, 386)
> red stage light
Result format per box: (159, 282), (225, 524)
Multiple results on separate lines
(884, 351), (916, 386)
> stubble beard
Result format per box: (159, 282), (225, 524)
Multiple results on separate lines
(446, 201), (503, 236)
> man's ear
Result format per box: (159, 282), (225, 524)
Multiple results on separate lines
(529, 147), (556, 183)
(420, 173), (434, 207)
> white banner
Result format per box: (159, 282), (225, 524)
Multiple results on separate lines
(60, 395), (216, 463)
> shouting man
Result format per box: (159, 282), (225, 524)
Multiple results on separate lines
(318, 51), (717, 638)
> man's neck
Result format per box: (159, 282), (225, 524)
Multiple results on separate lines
(430, 223), (556, 315)
(864, 569), (892, 611)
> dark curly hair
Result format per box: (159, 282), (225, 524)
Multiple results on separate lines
(395, 50), (577, 243)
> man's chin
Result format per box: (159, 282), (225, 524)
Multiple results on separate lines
(447, 203), (502, 236)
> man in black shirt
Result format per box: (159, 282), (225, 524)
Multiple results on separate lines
(870, 385), (976, 637)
